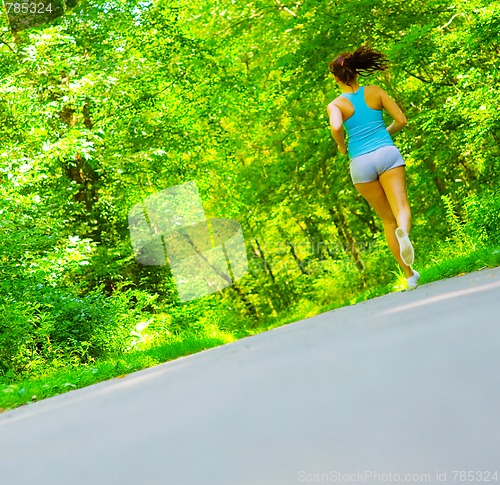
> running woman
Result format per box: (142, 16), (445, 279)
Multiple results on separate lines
(327, 46), (419, 290)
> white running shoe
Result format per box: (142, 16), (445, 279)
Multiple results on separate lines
(406, 270), (420, 290)
(395, 227), (414, 266)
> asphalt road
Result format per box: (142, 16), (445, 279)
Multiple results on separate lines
(1, 267), (500, 485)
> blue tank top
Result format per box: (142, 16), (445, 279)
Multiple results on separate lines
(341, 86), (394, 158)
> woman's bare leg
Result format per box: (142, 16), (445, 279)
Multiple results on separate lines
(378, 166), (412, 235)
(354, 178), (414, 278)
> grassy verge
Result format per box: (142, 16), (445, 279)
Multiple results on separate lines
(242, 245), (500, 334)
(418, 246), (500, 284)
(0, 332), (235, 412)
(353, 245), (500, 303)
(2, 246), (499, 413)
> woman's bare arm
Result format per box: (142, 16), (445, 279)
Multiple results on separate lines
(327, 102), (347, 154)
(378, 87), (407, 135)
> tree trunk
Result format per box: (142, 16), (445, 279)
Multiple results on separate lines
(327, 204), (365, 276)
(423, 157), (446, 195)
(253, 238), (276, 284)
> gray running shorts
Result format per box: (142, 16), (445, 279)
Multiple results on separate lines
(349, 145), (406, 184)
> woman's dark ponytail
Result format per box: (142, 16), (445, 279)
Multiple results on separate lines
(328, 46), (389, 85)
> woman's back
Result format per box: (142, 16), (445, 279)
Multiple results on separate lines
(336, 85), (394, 158)
(334, 85), (384, 118)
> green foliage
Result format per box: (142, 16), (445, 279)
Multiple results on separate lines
(441, 190), (500, 254)
(0, 284), (156, 377)
(463, 190), (500, 247)
(0, 0), (499, 407)
(441, 194), (474, 252)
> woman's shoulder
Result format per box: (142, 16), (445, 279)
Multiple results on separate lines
(364, 85), (387, 109)
(328, 94), (345, 104)
(328, 94), (349, 109)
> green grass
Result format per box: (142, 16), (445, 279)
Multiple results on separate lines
(353, 245), (500, 304)
(254, 245), (500, 333)
(2, 245), (499, 413)
(0, 332), (234, 412)
(420, 246), (500, 284)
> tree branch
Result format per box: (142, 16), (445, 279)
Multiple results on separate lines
(402, 68), (454, 87)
